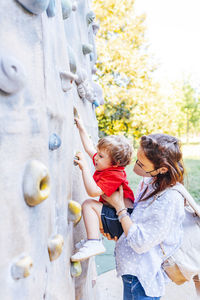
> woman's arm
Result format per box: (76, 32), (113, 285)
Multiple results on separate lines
(103, 186), (133, 236)
(103, 187), (184, 254)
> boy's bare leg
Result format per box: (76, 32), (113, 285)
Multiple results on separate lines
(82, 199), (103, 239)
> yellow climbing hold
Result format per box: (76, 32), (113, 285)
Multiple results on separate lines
(48, 234), (64, 261)
(70, 261), (82, 277)
(11, 255), (33, 280)
(23, 160), (50, 206)
(68, 200), (82, 225)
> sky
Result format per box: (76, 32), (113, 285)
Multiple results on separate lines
(135, 0), (200, 87)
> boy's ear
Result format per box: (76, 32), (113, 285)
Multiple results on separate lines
(112, 160), (121, 167)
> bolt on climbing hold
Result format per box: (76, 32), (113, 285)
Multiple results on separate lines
(92, 23), (100, 35)
(60, 71), (78, 92)
(11, 255), (33, 280)
(73, 107), (79, 119)
(46, 0), (56, 17)
(48, 234), (64, 261)
(23, 160), (50, 206)
(70, 261), (82, 277)
(72, 1), (77, 11)
(68, 200), (82, 225)
(49, 133), (62, 151)
(82, 44), (93, 55)
(86, 11), (95, 26)
(61, 0), (72, 19)
(16, 0), (50, 14)
(0, 52), (26, 94)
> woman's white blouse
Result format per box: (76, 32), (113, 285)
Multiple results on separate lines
(115, 178), (185, 297)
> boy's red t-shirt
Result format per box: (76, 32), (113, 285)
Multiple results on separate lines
(92, 153), (134, 203)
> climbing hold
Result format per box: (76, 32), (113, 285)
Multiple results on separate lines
(49, 133), (61, 151)
(72, 1), (77, 11)
(46, 0), (56, 17)
(86, 11), (95, 26)
(82, 44), (93, 55)
(93, 99), (100, 108)
(92, 66), (97, 74)
(68, 200), (82, 225)
(11, 255), (33, 280)
(92, 82), (104, 105)
(23, 160), (50, 207)
(0, 53), (26, 94)
(73, 107), (79, 119)
(89, 53), (94, 62)
(92, 23), (100, 35)
(75, 69), (94, 102)
(73, 155), (79, 166)
(67, 46), (77, 74)
(70, 261), (82, 277)
(61, 0), (72, 19)
(16, 0), (50, 14)
(60, 71), (78, 92)
(48, 234), (64, 261)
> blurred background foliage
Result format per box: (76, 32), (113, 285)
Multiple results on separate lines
(93, 0), (200, 142)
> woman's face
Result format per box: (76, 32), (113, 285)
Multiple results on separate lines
(133, 147), (160, 177)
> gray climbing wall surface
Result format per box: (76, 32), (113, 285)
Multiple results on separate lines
(0, 0), (103, 299)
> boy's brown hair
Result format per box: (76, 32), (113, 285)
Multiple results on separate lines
(97, 135), (133, 167)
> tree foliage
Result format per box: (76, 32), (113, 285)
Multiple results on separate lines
(93, 0), (200, 141)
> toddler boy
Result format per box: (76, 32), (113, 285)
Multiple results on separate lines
(71, 117), (134, 262)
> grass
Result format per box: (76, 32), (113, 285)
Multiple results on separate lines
(96, 144), (200, 275)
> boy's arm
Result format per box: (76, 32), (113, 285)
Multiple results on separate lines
(75, 117), (96, 159)
(75, 152), (104, 197)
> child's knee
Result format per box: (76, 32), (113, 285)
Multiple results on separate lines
(81, 199), (95, 209)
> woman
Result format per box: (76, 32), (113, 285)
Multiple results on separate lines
(102, 133), (185, 300)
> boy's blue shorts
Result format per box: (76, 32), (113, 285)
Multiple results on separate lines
(101, 205), (133, 238)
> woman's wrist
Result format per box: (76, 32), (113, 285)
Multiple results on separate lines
(116, 207), (127, 216)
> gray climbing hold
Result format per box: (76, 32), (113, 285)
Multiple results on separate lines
(46, 0), (56, 17)
(72, 1), (77, 11)
(92, 66), (97, 74)
(75, 69), (94, 102)
(49, 133), (61, 151)
(86, 11), (95, 26)
(60, 71), (78, 92)
(0, 53), (26, 94)
(61, 0), (72, 19)
(67, 46), (77, 74)
(11, 255), (33, 280)
(16, 0), (50, 14)
(82, 44), (93, 55)
(92, 23), (100, 35)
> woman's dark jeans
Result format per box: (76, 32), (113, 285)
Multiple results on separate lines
(122, 275), (161, 300)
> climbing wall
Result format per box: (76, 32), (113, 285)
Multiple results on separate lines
(0, 0), (103, 299)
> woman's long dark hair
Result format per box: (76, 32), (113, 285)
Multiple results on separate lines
(140, 133), (185, 201)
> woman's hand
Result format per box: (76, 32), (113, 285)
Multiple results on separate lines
(74, 152), (88, 171)
(100, 228), (118, 241)
(102, 185), (125, 212)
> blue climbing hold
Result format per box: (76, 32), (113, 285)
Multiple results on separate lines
(49, 133), (62, 151)
(93, 100), (100, 107)
(46, 0), (56, 17)
(16, 0), (50, 15)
